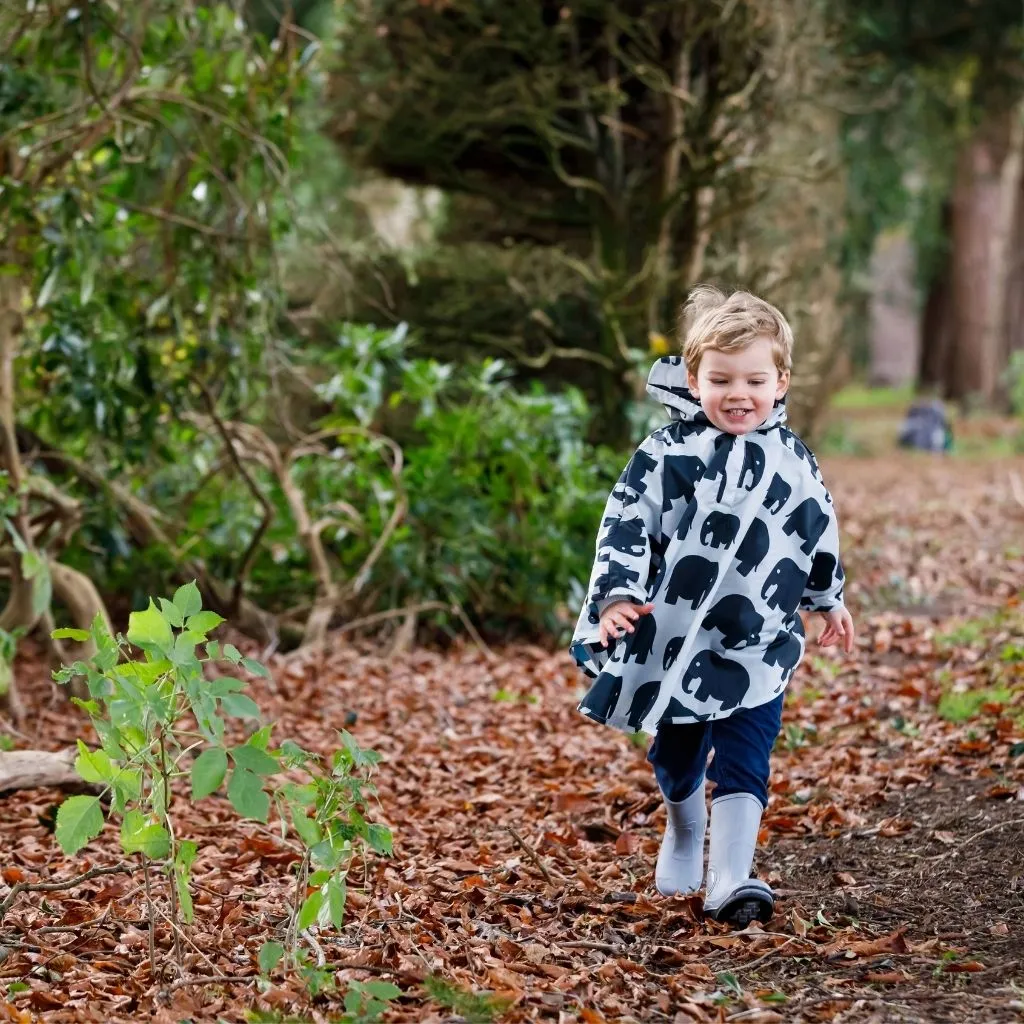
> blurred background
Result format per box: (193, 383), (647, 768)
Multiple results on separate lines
(0, 0), (1021, 687)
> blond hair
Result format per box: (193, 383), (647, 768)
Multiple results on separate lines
(679, 285), (793, 375)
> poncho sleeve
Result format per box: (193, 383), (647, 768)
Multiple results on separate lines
(800, 490), (846, 612)
(583, 432), (666, 627)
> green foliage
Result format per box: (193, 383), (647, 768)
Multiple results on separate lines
(389, 360), (613, 637)
(245, 977), (401, 1024)
(2, 2), (311, 456)
(52, 584), (392, 978)
(1004, 351), (1024, 417)
(66, 324), (615, 641)
(937, 687), (1013, 723)
(423, 975), (511, 1024)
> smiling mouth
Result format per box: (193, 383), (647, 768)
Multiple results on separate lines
(725, 408), (752, 417)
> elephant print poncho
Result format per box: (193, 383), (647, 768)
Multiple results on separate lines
(569, 356), (846, 735)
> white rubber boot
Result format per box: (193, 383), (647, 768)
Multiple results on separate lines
(654, 781), (707, 896)
(703, 792), (774, 926)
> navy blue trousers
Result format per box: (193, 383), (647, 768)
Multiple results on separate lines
(646, 694), (784, 809)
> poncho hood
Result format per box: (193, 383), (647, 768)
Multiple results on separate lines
(646, 356), (788, 430)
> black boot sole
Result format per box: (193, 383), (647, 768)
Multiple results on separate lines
(705, 884), (774, 927)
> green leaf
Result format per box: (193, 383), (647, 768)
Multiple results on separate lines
(297, 889), (325, 931)
(120, 809), (170, 858)
(175, 841), (198, 924)
(51, 627), (90, 642)
(114, 658), (173, 686)
(241, 657), (270, 678)
(191, 746), (228, 799)
(186, 610), (224, 635)
(158, 598), (184, 628)
(176, 839), (198, 874)
(327, 874), (346, 929)
(366, 823), (393, 857)
(363, 981), (401, 1000)
(205, 640), (221, 660)
(111, 769), (142, 808)
(223, 643), (242, 664)
(246, 724), (273, 750)
(74, 740), (115, 784)
(227, 767), (269, 822)
(291, 806), (322, 847)
(230, 743), (278, 776)
(37, 267), (58, 308)
(209, 676), (245, 695)
(258, 940), (285, 975)
(126, 600), (173, 652)
(173, 581), (202, 620)
(55, 795), (104, 855)
(171, 630), (205, 666)
(220, 692), (260, 719)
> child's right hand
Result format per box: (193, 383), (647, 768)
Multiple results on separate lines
(598, 600), (655, 648)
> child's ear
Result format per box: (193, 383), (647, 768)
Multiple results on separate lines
(775, 371), (791, 401)
(687, 370), (700, 395)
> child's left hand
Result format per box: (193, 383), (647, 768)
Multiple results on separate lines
(817, 606), (855, 654)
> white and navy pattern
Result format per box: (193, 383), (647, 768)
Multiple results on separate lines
(569, 356), (845, 735)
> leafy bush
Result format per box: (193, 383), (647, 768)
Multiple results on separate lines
(58, 324), (619, 643)
(385, 359), (617, 639)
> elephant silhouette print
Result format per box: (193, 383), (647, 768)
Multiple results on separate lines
(762, 473), (791, 514)
(702, 595), (765, 650)
(735, 518), (770, 576)
(620, 448), (659, 500)
(664, 555), (718, 609)
(807, 550), (844, 591)
(600, 516), (647, 558)
(621, 612), (657, 665)
(625, 679), (660, 729)
(701, 510), (740, 548)
(681, 651), (751, 711)
(737, 441), (765, 490)
(761, 558), (807, 613)
(662, 454), (707, 511)
(782, 498), (829, 555)
(763, 629), (802, 686)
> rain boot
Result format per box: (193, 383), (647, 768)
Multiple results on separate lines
(703, 792), (774, 926)
(654, 780), (707, 896)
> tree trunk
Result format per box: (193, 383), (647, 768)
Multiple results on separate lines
(981, 99), (1024, 404)
(929, 108), (1024, 403)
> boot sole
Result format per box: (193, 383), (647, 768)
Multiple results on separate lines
(705, 883), (774, 927)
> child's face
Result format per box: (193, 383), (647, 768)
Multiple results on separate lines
(686, 337), (790, 436)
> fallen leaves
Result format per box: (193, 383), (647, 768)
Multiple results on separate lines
(0, 455), (1021, 1020)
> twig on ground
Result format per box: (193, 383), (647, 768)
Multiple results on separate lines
(163, 972), (258, 993)
(0, 864), (134, 920)
(561, 940), (621, 952)
(955, 818), (1024, 853)
(505, 825), (563, 886)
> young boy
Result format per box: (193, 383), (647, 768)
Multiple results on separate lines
(569, 285), (854, 928)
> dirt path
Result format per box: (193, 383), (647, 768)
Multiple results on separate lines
(1, 454), (1023, 1022)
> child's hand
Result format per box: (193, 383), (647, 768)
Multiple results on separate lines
(817, 606), (855, 654)
(598, 600), (655, 648)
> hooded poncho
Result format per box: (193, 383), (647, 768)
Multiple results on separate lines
(569, 356), (846, 735)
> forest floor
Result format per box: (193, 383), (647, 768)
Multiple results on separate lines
(2, 452), (1024, 1024)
